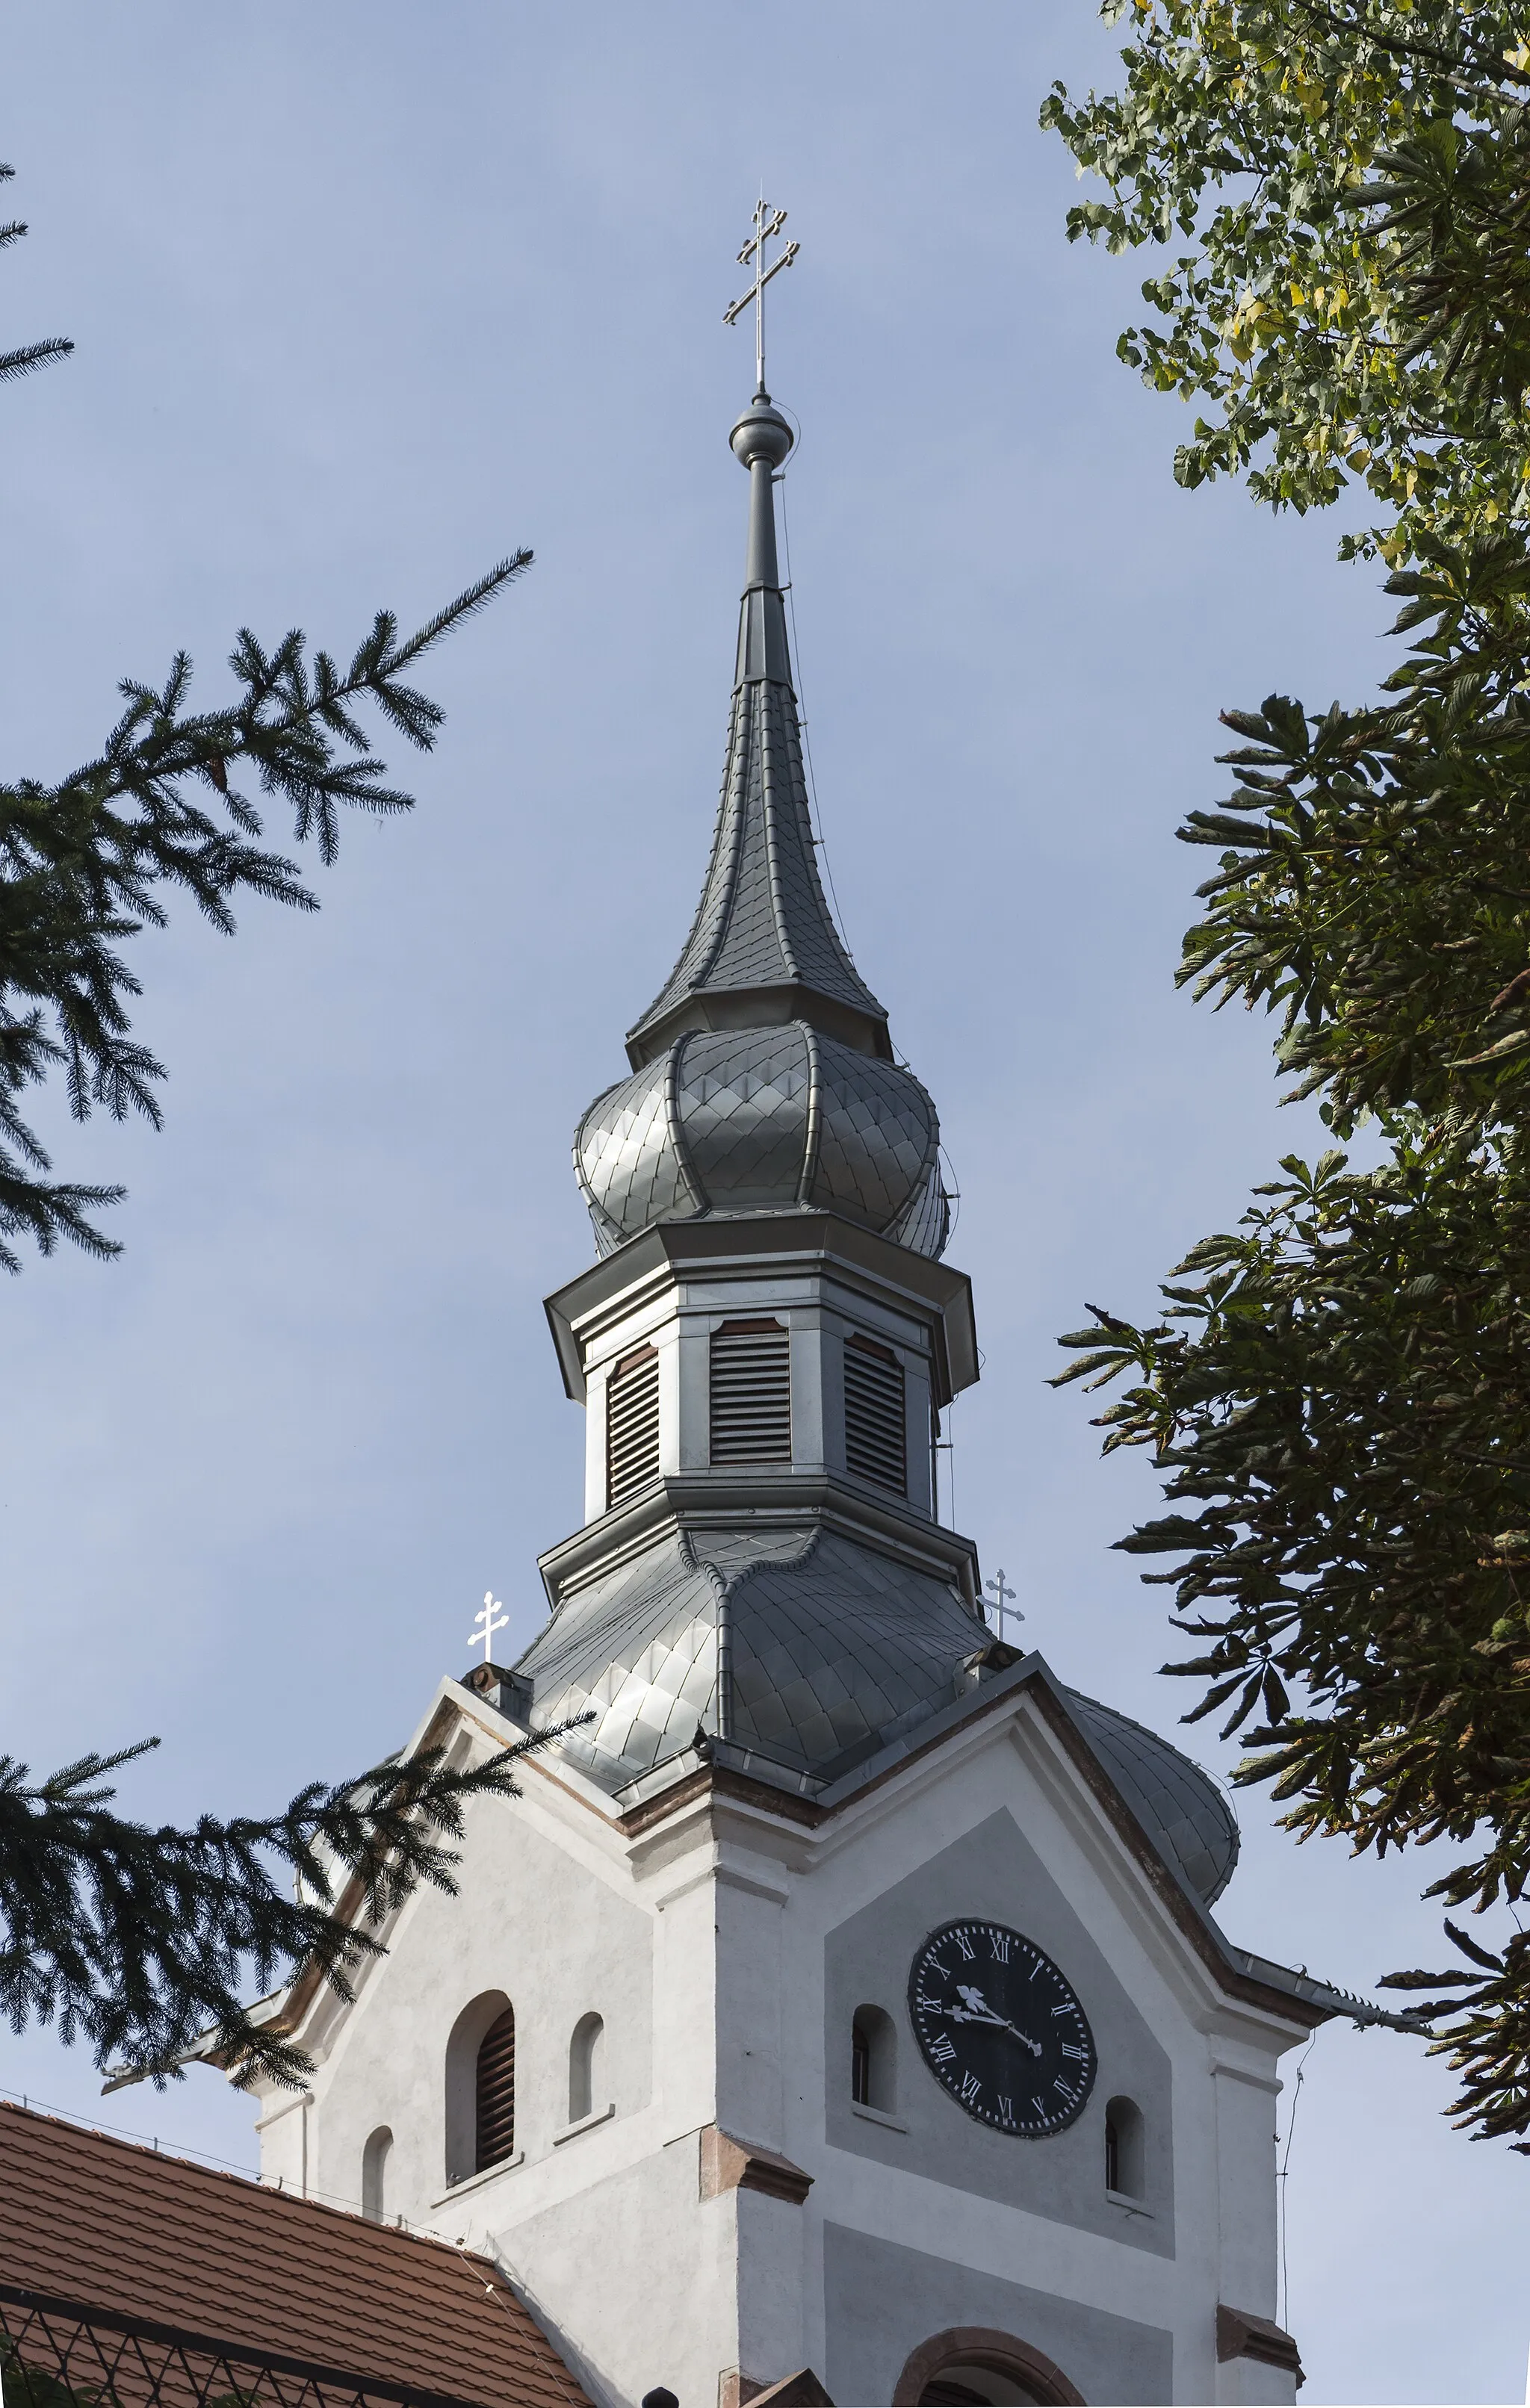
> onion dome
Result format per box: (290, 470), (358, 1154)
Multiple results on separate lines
(1065, 1690), (1241, 1905)
(573, 388), (950, 1261)
(576, 1023), (947, 1257)
(515, 1521), (1241, 1908)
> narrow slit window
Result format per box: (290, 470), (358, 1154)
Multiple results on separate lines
(361, 2126), (392, 2223)
(850, 2004), (896, 2113)
(844, 1333), (906, 1494)
(474, 2005), (517, 2173)
(1105, 2094), (1145, 2198)
(709, 1319), (791, 1464)
(569, 2011), (605, 2124)
(606, 1344), (660, 1506)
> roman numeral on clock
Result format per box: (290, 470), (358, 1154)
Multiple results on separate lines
(958, 2072), (982, 2106)
(1060, 2043), (1085, 2061)
(929, 2035), (956, 2064)
(988, 1931), (1011, 1962)
(953, 1930), (976, 1962)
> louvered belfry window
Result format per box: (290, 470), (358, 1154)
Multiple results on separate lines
(844, 1332), (907, 1495)
(709, 1318), (792, 1464)
(474, 2005), (516, 2172)
(606, 1344), (660, 1506)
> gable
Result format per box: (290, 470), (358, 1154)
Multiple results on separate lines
(294, 1766), (654, 2221)
(823, 1807), (1175, 2254)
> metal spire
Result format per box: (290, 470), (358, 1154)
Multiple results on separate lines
(623, 208), (892, 1070)
(724, 199), (799, 398)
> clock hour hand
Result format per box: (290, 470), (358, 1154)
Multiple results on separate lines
(950, 1983), (1043, 2057)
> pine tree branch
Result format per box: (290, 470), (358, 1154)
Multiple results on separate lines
(0, 337), (73, 383)
(0, 553), (533, 1266)
(0, 1713), (589, 2088)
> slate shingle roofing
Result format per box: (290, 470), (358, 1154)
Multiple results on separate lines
(627, 677), (888, 1059)
(0, 2102), (590, 2408)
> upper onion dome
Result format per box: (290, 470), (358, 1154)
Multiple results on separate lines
(573, 384), (951, 1261)
(576, 1021), (949, 1259)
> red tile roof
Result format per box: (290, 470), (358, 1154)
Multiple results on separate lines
(0, 2103), (590, 2408)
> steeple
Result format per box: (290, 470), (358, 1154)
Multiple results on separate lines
(624, 389), (892, 1071)
(574, 362), (950, 1263)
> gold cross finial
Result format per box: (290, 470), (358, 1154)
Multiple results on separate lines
(724, 198), (799, 395)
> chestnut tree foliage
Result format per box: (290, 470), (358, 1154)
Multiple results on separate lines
(1043, 3), (1530, 2148)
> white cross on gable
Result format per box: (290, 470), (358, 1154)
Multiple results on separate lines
(469, 1589), (509, 1668)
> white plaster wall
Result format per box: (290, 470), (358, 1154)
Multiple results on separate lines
(264, 1681), (1308, 2408)
(1218, 2356), (1298, 2406)
(251, 2086), (311, 2199)
(1213, 2058), (1283, 2314)
(282, 1771), (655, 2224)
(716, 1693), (1307, 2404)
(484, 2135), (742, 2408)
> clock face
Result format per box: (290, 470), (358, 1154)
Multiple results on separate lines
(908, 1919), (1097, 2135)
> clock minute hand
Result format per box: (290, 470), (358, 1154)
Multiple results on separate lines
(952, 1983), (1043, 2058)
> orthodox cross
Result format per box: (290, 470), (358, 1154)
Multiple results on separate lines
(470, 1589), (508, 1667)
(724, 198), (799, 395)
(985, 1567), (1020, 1644)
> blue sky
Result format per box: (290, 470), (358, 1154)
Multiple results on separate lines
(2, 7), (1525, 2401)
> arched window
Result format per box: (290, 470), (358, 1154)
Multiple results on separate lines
(361, 2125), (392, 2223)
(893, 2329), (1084, 2407)
(476, 2005), (517, 2171)
(568, 2011), (605, 2123)
(1104, 2094), (1145, 2198)
(850, 2004), (896, 2114)
(918, 2380), (1040, 2406)
(444, 1990), (517, 2186)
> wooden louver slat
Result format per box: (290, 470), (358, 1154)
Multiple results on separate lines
(710, 1319), (791, 1464)
(474, 2005), (516, 2172)
(844, 1333), (906, 1494)
(606, 1344), (660, 1506)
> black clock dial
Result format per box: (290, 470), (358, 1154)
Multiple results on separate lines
(908, 1919), (1097, 2135)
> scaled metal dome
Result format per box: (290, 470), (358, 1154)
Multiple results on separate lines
(1065, 1689), (1241, 1907)
(575, 1023), (949, 1259)
(515, 1518), (1240, 1909)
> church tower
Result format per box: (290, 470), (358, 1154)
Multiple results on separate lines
(249, 234), (1373, 2407)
